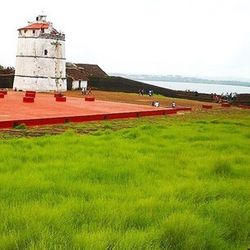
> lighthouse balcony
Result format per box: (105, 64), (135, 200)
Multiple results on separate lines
(18, 32), (65, 41)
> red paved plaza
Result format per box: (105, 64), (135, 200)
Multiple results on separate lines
(0, 92), (188, 128)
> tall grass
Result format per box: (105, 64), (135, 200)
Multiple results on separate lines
(0, 112), (249, 249)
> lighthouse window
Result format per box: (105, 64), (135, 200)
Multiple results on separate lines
(33, 30), (35, 35)
(41, 28), (44, 33)
(44, 50), (48, 56)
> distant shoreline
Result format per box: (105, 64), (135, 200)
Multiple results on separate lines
(112, 74), (250, 88)
(141, 78), (250, 88)
(139, 80), (250, 95)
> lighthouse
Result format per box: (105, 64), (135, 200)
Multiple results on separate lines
(13, 15), (66, 91)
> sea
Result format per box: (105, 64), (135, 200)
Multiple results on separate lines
(136, 80), (250, 94)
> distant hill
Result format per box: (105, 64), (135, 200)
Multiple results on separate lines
(112, 73), (250, 87)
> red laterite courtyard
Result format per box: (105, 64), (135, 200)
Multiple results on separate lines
(0, 92), (191, 129)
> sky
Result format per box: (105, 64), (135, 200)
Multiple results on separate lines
(1, 0), (250, 80)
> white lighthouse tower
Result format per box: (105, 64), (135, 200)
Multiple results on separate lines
(13, 15), (66, 91)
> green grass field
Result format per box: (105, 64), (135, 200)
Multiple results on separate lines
(0, 110), (249, 249)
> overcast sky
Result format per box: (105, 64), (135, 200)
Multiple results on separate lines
(1, 0), (250, 80)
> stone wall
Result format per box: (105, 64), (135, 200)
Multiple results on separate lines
(0, 74), (14, 88)
(88, 76), (213, 102)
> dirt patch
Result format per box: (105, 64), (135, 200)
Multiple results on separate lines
(64, 90), (221, 111)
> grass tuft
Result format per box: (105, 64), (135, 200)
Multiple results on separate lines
(159, 212), (225, 250)
(213, 160), (233, 176)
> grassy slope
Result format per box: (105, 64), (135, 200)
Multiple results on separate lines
(0, 110), (249, 249)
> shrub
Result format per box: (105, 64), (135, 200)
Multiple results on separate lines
(13, 123), (27, 129)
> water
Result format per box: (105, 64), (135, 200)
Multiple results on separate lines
(139, 80), (250, 94)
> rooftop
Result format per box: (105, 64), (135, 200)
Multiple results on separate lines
(17, 15), (65, 40)
(66, 63), (108, 81)
(18, 23), (49, 31)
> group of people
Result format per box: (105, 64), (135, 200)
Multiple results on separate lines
(151, 101), (160, 107)
(81, 86), (92, 95)
(138, 88), (178, 108)
(151, 101), (176, 108)
(211, 92), (237, 103)
(138, 89), (154, 96)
